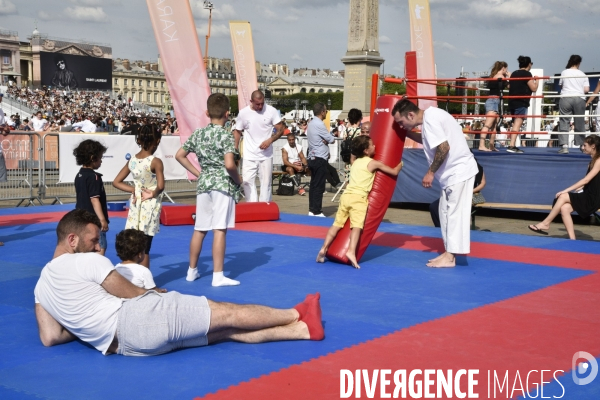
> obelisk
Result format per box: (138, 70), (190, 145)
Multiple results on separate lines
(340, 0), (384, 119)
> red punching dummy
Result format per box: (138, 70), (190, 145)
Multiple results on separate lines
(325, 95), (407, 264)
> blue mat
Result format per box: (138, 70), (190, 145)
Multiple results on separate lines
(0, 206), (598, 399)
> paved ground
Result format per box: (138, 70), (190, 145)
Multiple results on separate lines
(3, 182), (598, 242)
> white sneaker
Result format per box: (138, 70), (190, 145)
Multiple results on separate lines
(308, 212), (314, 216)
(309, 212), (325, 217)
(186, 267), (200, 282)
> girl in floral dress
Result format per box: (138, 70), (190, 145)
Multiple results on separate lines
(113, 124), (164, 268)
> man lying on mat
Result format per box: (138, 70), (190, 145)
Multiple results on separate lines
(34, 209), (324, 356)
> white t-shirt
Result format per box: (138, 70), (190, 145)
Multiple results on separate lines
(72, 119), (97, 133)
(31, 116), (48, 131)
(34, 253), (123, 355)
(559, 69), (589, 99)
(115, 263), (156, 289)
(235, 104), (281, 161)
(422, 107), (478, 189)
(282, 142), (303, 164)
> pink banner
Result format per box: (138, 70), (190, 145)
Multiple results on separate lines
(146, 0), (211, 175)
(229, 21), (258, 111)
(408, 0), (437, 110)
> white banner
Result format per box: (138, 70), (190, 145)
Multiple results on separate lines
(58, 134), (189, 183)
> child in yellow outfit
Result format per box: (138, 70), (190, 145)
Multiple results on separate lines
(317, 136), (403, 269)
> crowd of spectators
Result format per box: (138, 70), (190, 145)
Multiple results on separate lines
(3, 86), (177, 135)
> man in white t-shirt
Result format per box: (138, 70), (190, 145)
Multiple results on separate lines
(72, 115), (97, 133)
(558, 55), (589, 154)
(281, 133), (308, 194)
(392, 99), (478, 268)
(34, 210), (324, 356)
(29, 111), (49, 132)
(234, 90), (284, 202)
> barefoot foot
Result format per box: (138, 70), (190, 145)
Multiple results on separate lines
(426, 252), (456, 268)
(316, 248), (327, 263)
(346, 251), (360, 269)
(428, 253), (444, 263)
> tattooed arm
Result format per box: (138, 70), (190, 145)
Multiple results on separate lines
(423, 141), (449, 188)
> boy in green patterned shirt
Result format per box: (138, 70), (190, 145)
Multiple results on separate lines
(176, 93), (242, 286)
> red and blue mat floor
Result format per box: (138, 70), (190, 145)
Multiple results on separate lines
(0, 204), (598, 399)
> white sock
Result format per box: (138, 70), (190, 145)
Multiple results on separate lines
(212, 271), (240, 287)
(186, 267), (200, 282)
(563, 144), (568, 148)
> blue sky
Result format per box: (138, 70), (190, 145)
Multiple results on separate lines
(1, 0), (599, 78)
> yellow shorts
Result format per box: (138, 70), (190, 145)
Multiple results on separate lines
(333, 193), (368, 229)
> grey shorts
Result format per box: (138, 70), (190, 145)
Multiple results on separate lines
(117, 291), (211, 356)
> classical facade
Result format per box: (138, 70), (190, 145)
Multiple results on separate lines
(268, 69), (344, 95)
(0, 30), (21, 86)
(112, 58), (171, 110)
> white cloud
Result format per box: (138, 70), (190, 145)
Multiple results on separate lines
(546, 16), (565, 24)
(0, 0), (17, 15)
(379, 35), (392, 44)
(434, 40), (456, 50)
(63, 6), (108, 22)
(191, 1), (236, 20)
(37, 10), (54, 21)
(462, 51), (478, 59)
(69, 0), (121, 5)
(196, 23), (230, 38)
(291, 54), (302, 60)
(569, 30), (600, 39)
(262, 8), (278, 20)
(432, 0), (551, 27)
(549, 0), (600, 13)
(468, 0), (550, 21)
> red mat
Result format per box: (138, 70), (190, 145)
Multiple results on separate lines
(199, 273), (600, 399)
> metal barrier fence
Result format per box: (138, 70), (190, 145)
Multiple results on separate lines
(0, 133), (349, 207)
(39, 133), (199, 205)
(0, 131), (43, 206)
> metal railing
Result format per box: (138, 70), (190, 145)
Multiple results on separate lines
(0, 132), (44, 206)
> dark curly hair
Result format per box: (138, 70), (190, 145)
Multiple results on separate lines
(347, 108), (363, 125)
(136, 123), (161, 151)
(73, 139), (107, 166)
(351, 135), (372, 158)
(115, 229), (147, 262)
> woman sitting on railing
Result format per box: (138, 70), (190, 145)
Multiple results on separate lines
(528, 135), (600, 239)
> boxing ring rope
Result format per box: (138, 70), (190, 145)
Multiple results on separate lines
(371, 73), (599, 141)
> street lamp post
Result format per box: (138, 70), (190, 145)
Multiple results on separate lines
(327, 98), (331, 109)
(203, 1), (214, 68)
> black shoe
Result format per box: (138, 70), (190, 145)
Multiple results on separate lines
(506, 146), (524, 154)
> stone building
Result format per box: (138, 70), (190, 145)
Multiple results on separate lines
(112, 58), (170, 110)
(0, 30), (21, 86)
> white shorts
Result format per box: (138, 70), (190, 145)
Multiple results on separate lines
(194, 190), (235, 231)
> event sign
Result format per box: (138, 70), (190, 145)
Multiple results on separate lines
(146, 0), (211, 178)
(57, 134), (188, 183)
(39, 52), (112, 91)
(408, 0), (437, 110)
(229, 21), (259, 110)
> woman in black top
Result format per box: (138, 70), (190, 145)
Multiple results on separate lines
(479, 61), (509, 152)
(528, 135), (600, 239)
(506, 56), (539, 153)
